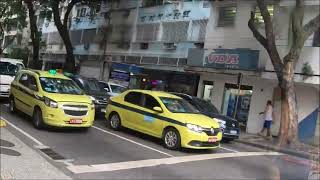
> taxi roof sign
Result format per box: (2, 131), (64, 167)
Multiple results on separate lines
(49, 69), (57, 75)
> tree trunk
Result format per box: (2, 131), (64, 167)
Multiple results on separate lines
(25, 0), (40, 69)
(55, 25), (75, 73)
(51, 2), (76, 73)
(278, 60), (299, 146)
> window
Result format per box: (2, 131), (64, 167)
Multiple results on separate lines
(80, 8), (87, 17)
(254, 5), (274, 24)
(217, 6), (237, 27)
(19, 74), (29, 87)
(124, 92), (142, 105)
(28, 76), (38, 91)
(140, 43), (149, 50)
(313, 27), (320, 47)
(143, 94), (160, 110)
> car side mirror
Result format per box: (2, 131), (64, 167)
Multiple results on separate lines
(153, 106), (163, 113)
(104, 88), (109, 92)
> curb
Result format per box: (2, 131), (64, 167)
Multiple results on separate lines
(235, 139), (318, 161)
(0, 119), (6, 127)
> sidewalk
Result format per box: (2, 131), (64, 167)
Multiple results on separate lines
(235, 132), (320, 161)
(0, 125), (71, 179)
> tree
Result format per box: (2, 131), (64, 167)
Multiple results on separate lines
(48, 0), (100, 73)
(23, 0), (42, 69)
(248, 0), (320, 145)
(0, 0), (27, 56)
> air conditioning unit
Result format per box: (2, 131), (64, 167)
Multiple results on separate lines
(163, 43), (177, 50)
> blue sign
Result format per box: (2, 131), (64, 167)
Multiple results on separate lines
(204, 49), (259, 71)
(110, 70), (130, 81)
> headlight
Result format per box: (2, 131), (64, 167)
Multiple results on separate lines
(216, 119), (226, 129)
(44, 97), (58, 108)
(186, 123), (203, 133)
(89, 96), (97, 103)
(216, 119), (226, 125)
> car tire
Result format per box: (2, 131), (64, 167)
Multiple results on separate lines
(109, 113), (121, 130)
(163, 128), (181, 150)
(9, 96), (17, 113)
(33, 107), (44, 129)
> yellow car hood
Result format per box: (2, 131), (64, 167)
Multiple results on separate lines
(46, 94), (91, 104)
(172, 113), (220, 128)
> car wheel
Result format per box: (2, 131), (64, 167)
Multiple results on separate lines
(33, 108), (44, 129)
(163, 128), (181, 150)
(9, 96), (16, 113)
(109, 113), (121, 130)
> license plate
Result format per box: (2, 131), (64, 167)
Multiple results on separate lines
(101, 108), (106, 113)
(208, 137), (218, 143)
(69, 119), (82, 124)
(230, 130), (237, 134)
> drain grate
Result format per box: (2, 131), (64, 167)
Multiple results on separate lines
(39, 148), (65, 160)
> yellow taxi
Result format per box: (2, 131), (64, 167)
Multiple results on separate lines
(105, 90), (222, 150)
(9, 69), (95, 129)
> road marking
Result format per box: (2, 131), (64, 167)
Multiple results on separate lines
(67, 151), (282, 174)
(0, 116), (44, 146)
(92, 126), (174, 157)
(219, 146), (239, 153)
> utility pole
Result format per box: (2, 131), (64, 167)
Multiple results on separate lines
(233, 73), (242, 119)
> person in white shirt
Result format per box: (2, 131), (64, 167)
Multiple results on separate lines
(258, 100), (274, 139)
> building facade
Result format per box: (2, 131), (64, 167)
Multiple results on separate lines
(186, 0), (319, 144)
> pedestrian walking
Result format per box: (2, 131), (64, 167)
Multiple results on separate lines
(258, 100), (274, 140)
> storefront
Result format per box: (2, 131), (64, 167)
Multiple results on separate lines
(140, 68), (200, 96)
(187, 48), (320, 139)
(109, 62), (144, 88)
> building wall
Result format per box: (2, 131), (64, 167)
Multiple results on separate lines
(197, 73), (319, 135)
(205, 0), (320, 76)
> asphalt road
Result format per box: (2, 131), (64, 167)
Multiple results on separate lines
(0, 102), (314, 179)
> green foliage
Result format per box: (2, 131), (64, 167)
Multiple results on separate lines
(302, 62), (314, 79)
(0, 0), (27, 51)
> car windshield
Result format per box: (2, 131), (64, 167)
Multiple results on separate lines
(110, 84), (126, 93)
(39, 77), (83, 95)
(83, 79), (101, 91)
(160, 97), (199, 114)
(193, 98), (220, 114)
(0, 62), (21, 76)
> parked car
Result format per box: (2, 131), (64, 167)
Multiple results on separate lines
(9, 69), (95, 129)
(0, 58), (25, 98)
(105, 90), (222, 150)
(98, 81), (127, 97)
(171, 93), (240, 142)
(64, 74), (110, 114)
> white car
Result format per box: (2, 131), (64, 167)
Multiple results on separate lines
(0, 58), (25, 98)
(98, 81), (127, 97)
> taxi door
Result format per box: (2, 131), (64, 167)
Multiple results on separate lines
(13, 73), (31, 113)
(14, 73), (38, 116)
(138, 94), (164, 137)
(25, 74), (40, 115)
(121, 92), (144, 130)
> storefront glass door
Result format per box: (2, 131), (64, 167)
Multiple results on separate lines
(221, 83), (253, 128)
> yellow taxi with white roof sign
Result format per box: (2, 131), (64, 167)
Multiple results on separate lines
(9, 69), (95, 129)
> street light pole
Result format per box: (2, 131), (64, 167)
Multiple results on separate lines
(233, 73), (242, 119)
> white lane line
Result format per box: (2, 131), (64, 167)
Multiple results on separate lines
(67, 151), (282, 174)
(220, 146), (239, 153)
(0, 116), (44, 146)
(92, 126), (174, 157)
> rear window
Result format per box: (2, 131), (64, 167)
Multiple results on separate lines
(124, 92), (142, 105)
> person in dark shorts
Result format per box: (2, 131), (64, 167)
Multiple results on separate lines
(258, 100), (274, 139)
